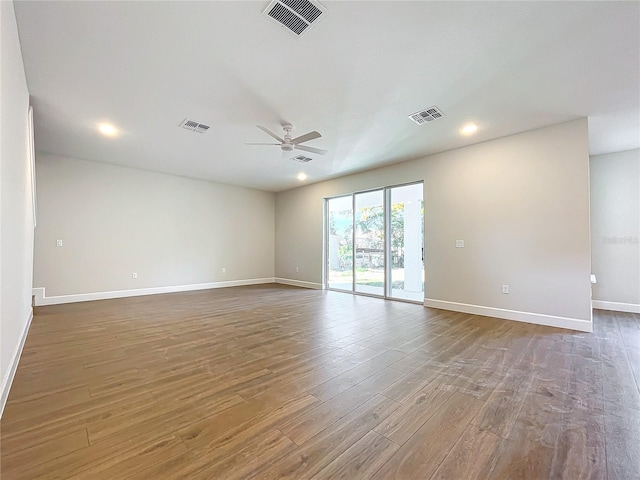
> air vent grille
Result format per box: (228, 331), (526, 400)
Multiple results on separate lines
(292, 155), (313, 163)
(282, 0), (322, 23)
(408, 106), (446, 125)
(179, 119), (210, 134)
(264, 0), (326, 37)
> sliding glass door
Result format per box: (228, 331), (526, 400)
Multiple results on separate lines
(388, 183), (424, 302)
(355, 190), (385, 296)
(325, 182), (424, 302)
(327, 195), (353, 291)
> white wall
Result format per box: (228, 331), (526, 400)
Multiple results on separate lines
(1, 0), (35, 414)
(276, 119), (592, 331)
(590, 149), (640, 312)
(33, 154), (275, 300)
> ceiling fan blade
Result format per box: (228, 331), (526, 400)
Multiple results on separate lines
(291, 131), (321, 144)
(295, 144), (327, 155)
(257, 125), (284, 142)
(245, 142), (281, 145)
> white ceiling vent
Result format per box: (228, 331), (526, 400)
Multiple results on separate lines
(179, 119), (210, 134)
(408, 106), (446, 125)
(291, 154), (313, 163)
(263, 0), (326, 37)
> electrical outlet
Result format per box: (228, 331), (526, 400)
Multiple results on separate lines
(296, 266), (299, 273)
(56, 239), (63, 247)
(132, 272), (138, 279)
(221, 267), (226, 274)
(502, 284), (509, 294)
(455, 240), (464, 248)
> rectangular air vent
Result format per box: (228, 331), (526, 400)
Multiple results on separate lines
(263, 0), (326, 37)
(408, 106), (446, 125)
(179, 118), (210, 134)
(291, 155), (313, 163)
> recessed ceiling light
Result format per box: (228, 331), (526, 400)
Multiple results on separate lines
(98, 123), (118, 137)
(297, 172), (307, 181)
(461, 124), (478, 135)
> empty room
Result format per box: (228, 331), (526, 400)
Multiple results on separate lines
(1, 1), (639, 479)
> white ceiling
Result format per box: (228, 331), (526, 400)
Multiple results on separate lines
(14, 1), (640, 192)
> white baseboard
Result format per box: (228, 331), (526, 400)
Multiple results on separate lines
(592, 300), (640, 314)
(423, 298), (593, 332)
(1, 309), (33, 419)
(274, 278), (324, 290)
(32, 278), (276, 306)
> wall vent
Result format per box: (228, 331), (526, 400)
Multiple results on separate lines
(179, 119), (210, 134)
(291, 155), (313, 163)
(263, 0), (326, 37)
(408, 106), (446, 125)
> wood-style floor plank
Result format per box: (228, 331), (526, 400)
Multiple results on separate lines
(0, 284), (637, 479)
(370, 390), (483, 479)
(429, 423), (502, 480)
(253, 394), (401, 480)
(308, 430), (399, 480)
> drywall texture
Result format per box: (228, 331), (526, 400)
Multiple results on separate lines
(590, 149), (640, 306)
(276, 119), (592, 322)
(1, 0), (35, 408)
(34, 154), (275, 296)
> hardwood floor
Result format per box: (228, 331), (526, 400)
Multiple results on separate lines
(1, 284), (638, 479)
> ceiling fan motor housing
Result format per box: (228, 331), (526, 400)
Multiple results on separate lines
(281, 124), (294, 151)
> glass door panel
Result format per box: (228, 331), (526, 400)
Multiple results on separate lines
(389, 183), (424, 302)
(327, 195), (353, 291)
(354, 190), (385, 296)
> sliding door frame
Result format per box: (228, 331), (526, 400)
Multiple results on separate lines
(324, 193), (354, 293)
(324, 181), (424, 304)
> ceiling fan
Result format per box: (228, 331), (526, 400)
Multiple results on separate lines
(246, 124), (327, 155)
